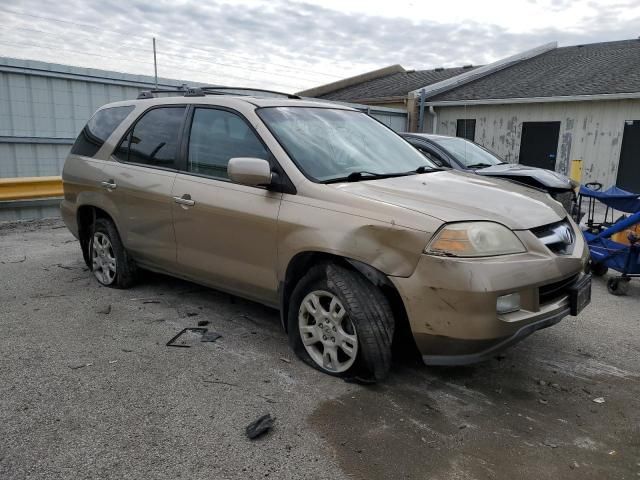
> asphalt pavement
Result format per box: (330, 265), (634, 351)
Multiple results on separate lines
(1, 219), (638, 480)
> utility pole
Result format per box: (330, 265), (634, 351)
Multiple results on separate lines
(152, 37), (158, 89)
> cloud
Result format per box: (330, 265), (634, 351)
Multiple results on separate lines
(0, 0), (638, 91)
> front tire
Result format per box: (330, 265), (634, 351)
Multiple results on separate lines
(89, 218), (135, 289)
(288, 263), (394, 382)
(607, 277), (629, 296)
(590, 262), (608, 277)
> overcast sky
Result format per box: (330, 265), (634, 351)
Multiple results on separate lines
(1, 0), (638, 92)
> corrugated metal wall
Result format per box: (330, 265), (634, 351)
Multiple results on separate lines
(0, 57), (407, 221)
(433, 99), (640, 187)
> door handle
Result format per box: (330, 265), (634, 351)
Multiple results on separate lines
(173, 194), (195, 207)
(100, 180), (117, 189)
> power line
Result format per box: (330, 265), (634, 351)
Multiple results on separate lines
(0, 7), (343, 80)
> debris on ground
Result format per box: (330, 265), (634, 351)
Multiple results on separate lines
(245, 414), (275, 439)
(201, 331), (222, 342)
(203, 379), (238, 387)
(279, 357), (291, 363)
(69, 363), (93, 370)
(166, 327), (221, 347)
(96, 304), (111, 315)
(197, 320), (210, 327)
(2, 255), (27, 264)
(108, 360), (118, 364)
(592, 397), (606, 404)
(166, 327), (208, 347)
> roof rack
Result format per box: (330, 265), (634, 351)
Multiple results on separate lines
(136, 85), (300, 100)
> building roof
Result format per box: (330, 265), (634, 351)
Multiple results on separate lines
(298, 65), (476, 102)
(429, 39), (640, 102)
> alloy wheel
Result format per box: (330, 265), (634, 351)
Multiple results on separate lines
(298, 290), (358, 373)
(91, 232), (117, 285)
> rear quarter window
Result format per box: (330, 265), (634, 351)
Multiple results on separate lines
(71, 105), (134, 157)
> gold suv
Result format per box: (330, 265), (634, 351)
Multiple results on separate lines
(61, 87), (591, 382)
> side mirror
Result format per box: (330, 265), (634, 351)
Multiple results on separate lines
(228, 157), (272, 187)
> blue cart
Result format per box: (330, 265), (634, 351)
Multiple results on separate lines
(578, 184), (640, 295)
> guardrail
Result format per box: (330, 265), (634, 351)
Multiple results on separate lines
(0, 176), (63, 201)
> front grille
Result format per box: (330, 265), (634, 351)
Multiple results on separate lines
(539, 274), (578, 304)
(531, 219), (575, 255)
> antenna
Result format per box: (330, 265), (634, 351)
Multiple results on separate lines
(152, 37), (158, 89)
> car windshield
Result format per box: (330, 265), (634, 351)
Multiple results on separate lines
(433, 137), (504, 168)
(257, 107), (436, 182)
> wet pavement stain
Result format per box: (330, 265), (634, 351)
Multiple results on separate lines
(309, 362), (640, 480)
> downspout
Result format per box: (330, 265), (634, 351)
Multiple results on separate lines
(429, 106), (437, 134)
(418, 89), (426, 132)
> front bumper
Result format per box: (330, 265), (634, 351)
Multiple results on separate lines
(391, 227), (589, 365)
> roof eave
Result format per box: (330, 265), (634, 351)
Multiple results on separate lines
(342, 96), (407, 104)
(426, 92), (640, 106)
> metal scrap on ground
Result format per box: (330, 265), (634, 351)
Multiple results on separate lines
(245, 414), (275, 440)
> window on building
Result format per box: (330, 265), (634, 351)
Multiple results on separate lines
(456, 119), (476, 141)
(114, 107), (186, 168)
(71, 105), (134, 157)
(187, 108), (269, 180)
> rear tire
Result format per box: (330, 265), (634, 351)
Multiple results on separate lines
(288, 263), (394, 382)
(89, 218), (136, 289)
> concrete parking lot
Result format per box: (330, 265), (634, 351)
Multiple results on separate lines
(1, 219), (639, 480)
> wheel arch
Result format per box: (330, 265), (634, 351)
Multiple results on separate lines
(279, 251), (417, 357)
(76, 204), (119, 268)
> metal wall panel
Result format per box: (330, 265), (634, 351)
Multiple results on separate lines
(433, 99), (640, 188)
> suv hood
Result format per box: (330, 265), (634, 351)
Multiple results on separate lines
(334, 170), (566, 230)
(475, 163), (573, 190)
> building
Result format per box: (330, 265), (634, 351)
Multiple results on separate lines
(0, 56), (407, 221)
(302, 39), (640, 192)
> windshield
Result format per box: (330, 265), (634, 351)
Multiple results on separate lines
(433, 137), (504, 168)
(257, 107), (436, 182)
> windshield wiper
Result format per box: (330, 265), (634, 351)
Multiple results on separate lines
(466, 163), (493, 169)
(322, 166), (440, 184)
(323, 171), (408, 184)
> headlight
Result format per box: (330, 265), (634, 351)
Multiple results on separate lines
(425, 221), (526, 257)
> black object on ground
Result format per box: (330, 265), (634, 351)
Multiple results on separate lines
(197, 320), (210, 326)
(166, 328), (208, 347)
(245, 414), (274, 439)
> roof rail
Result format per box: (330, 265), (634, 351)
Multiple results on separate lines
(136, 85), (300, 100)
(198, 86), (301, 99)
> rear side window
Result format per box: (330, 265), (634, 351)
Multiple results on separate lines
(187, 108), (269, 180)
(71, 105), (134, 157)
(114, 107), (186, 169)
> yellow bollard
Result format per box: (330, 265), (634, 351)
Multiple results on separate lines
(570, 159), (583, 184)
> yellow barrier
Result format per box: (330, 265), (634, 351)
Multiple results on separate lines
(0, 176), (63, 201)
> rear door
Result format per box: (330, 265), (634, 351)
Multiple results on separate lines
(171, 106), (282, 304)
(103, 106), (187, 269)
